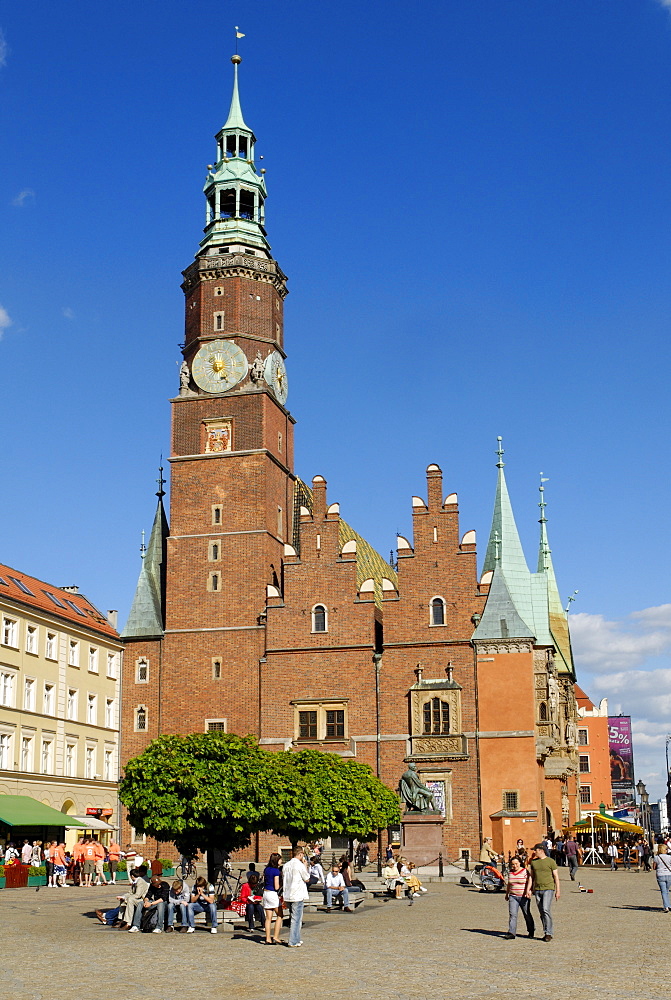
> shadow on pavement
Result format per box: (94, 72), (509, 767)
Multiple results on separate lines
(610, 905), (664, 912)
(460, 927), (511, 938)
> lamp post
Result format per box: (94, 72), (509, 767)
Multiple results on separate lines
(636, 779), (651, 848)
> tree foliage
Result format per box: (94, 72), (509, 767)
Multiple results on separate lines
(119, 733), (400, 854)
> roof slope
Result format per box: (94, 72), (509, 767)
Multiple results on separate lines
(121, 497), (168, 639)
(0, 563), (118, 640)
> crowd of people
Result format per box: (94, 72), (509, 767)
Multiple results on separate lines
(1, 837), (131, 887)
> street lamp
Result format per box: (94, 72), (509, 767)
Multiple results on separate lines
(636, 780), (652, 848)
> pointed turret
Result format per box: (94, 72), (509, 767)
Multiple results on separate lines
(121, 472), (169, 639)
(200, 55), (270, 258)
(481, 437), (535, 633)
(535, 477), (575, 677)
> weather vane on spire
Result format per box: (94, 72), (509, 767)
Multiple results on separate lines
(156, 459), (166, 499)
(538, 473), (549, 521)
(140, 529), (146, 560)
(234, 25), (245, 55)
(565, 590), (579, 614)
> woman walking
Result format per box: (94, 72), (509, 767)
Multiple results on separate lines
(262, 852), (283, 944)
(503, 855), (535, 939)
(653, 844), (671, 912)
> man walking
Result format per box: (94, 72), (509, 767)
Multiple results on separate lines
(525, 843), (560, 942)
(282, 847), (310, 948)
(563, 836), (579, 881)
(607, 842), (618, 871)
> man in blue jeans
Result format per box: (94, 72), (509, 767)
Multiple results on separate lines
(325, 864), (353, 912)
(282, 847), (310, 947)
(526, 844), (560, 942)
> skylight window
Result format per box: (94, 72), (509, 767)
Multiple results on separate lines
(9, 576), (35, 596)
(0, 578), (7, 586)
(43, 590), (66, 609)
(64, 599), (87, 617)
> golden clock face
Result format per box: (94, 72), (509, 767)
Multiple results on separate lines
(264, 350), (289, 405)
(191, 340), (248, 394)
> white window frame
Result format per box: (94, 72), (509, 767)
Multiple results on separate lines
(87, 693), (97, 725)
(68, 640), (80, 667)
(136, 658), (149, 683)
(23, 677), (36, 712)
(25, 624), (38, 655)
(105, 698), (115, 728)
(0, 731), (13, 770)
(579, 754), (591, 773)
(205, 718), (227, 732)
(578, 728), (588, 746)
(104, 747), (113, 781)
(107, 652), (118, 679)
(43, 682), (55, 715)
(45, 632), (57, 660)
(65, 741), (77, 778)
(0, 671), (15, 708)
(85, 745), (95, 779)
(67, 688), (78, 721)
(88, 647), (99, 673)
(580, 784), (592, 804)
(2, 617), (18, 648)
(20, 734), (33, 772)
(41, 738), (53, 774)
(135, 705), (147, 732)
(293, 699), (348, 742)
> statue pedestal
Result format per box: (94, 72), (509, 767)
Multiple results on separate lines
(400, 813), (445, 867)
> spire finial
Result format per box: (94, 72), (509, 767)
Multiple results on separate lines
(496, 436), (504, 468)
(140, 529), (146, 560)
(494, 529), (500, 562)
(156, 460), (166, 499)
(538, 473), (549, 522)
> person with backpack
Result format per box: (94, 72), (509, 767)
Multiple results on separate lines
(138, 874), (170, 932)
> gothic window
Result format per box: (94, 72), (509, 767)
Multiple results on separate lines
(312, 604), (327, 633)
(423, 697), (450, 735)
(539, 702), (548, 721)
(213, 311), (224, 331)
(212, 505), (222, 525)
(136, 658), (148, 683)
(209, 572), (221, 592)
(212, 659), (222, 679)
(209, 541), (220, 562)
(430, 597), (445, 626)
(219, 188), (236, 218)
(135, 706), (147, 732)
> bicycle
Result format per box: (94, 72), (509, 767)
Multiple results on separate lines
(471, 859), (507, 892)
(178, 857), (198, 883)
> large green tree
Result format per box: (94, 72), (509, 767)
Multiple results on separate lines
(120, 733), (400, 856)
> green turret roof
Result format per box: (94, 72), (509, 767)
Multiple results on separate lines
(537, 479), (575, 677)
(223, 55), (253, 134)
(121, 495), (168, 639)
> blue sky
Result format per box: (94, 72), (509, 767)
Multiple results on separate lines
(1, 1), (670, 798)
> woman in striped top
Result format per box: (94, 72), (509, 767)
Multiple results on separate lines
(504, 855), (535, 939)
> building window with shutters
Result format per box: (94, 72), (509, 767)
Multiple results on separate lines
(430, 597), (445, 626)
(293, 700), (348, 742)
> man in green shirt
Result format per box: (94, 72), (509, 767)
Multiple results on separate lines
(525, 843), (560, 941)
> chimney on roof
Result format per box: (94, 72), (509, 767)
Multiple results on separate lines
(107, 610), (118, 629)
(61, 585), (79, 594)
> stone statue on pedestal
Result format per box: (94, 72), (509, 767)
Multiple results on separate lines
(398, 762), (438, 814)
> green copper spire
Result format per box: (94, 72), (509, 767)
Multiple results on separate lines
(121, 472), (168, 639)
(199, 55), (271, 258)
(535, 475), (575, 677)
(481, 437), (535, 632)
(224, 55), (252, 133)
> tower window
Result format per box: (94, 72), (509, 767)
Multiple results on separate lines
(278, 432), (283, 454)
(212, 659), (222, 679)
(277, 506), (283, 539)
(135, 706), (147, 732)
(214, 286), (224, 296)
(239, 189), (254, 220)
(430, 597), (445, 626)
(136, 658), (149, 683)
(312, 604), (327, 633)
(209, 572), (221, 592)
(213, 311), (224, 331)
(238, 135), (248, 158)
(212, 505), (222, 525)
(220, 188), (236, 218)
(226, 135), (236, 157)
(209, 541), (220, 562)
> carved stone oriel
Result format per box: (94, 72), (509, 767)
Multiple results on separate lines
(412, 736), (466, 756)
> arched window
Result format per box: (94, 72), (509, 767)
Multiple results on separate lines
(539, 702), (548, 721)
(423, 697), (450, 735)
(430, 597), (445, 626)
(135, 706), (147, 732)
(312, 604), (327, 633)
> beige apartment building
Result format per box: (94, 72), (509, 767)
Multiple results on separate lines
(0, 563), (122, 844)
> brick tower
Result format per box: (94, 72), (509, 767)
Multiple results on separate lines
(122, 55), (294, 754)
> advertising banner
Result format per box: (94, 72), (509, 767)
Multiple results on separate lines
(609, 716), (635, 808)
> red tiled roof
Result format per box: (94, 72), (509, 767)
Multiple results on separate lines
(574, 683), (595, 710)
(0, 562), (119, 640)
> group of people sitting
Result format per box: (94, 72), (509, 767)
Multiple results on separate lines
(96, 866), (219, 933)
(381, 856), (427, 899)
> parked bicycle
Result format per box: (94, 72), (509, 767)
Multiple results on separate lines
(178, 855), (198, 882)
(470, 856), (507, 892)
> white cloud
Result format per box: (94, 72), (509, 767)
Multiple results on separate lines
(11, 188), (35, 208)
(589, 668), (671, 723)
(0, 29), (7, 69)
(0, 305), (11, 338)
(571, 604), (671, 673)
(62, 307), (75, 320)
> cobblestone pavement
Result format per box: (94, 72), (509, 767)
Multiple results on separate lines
(0, 868), (668, 1000)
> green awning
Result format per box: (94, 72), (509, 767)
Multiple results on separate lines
(0, 795), (87, 828)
